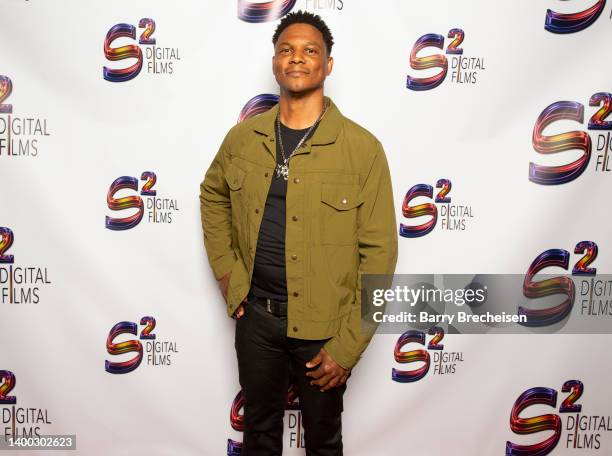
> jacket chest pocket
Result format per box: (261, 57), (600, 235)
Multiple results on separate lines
(226, 162), (246, 189)
(225, 163), (249, 250)
(320, 183), (362, 245)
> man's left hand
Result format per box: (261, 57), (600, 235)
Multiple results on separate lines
(305, 348), (349, 392)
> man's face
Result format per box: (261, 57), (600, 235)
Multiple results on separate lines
(273, 23), (333, 95)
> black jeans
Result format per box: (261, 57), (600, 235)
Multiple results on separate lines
(235, 296), (345, 456)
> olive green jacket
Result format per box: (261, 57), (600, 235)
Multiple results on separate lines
(200, 97), (397, 369)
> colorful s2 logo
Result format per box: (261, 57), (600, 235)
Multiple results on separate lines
(399, 179), (451, 238)
(0, 227), (15, 264)
(105, 171), (157, 231)
(237, 0), (297, 23)
(530, 92), (611, 185)
(103, 19), (156, 82)
(228, 385), (299, 455)
(506, 380), (584, 456)
(105, 316), (156, 374)
(238, 94), (279, 122)
(391, 327), (444, 383)
(521, 241), (597, 326)
(0, 76), (13, 114)
(406, 29), (464, 91)
(545, 0), (606, 34)
(0, 370), (16, 404)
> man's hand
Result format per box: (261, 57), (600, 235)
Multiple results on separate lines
(305, 347), (349, 392)
(233, 302), (245, 319)
(218, 271), (246, 319)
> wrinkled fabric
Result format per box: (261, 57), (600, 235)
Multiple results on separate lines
(200, 97), (398, 369)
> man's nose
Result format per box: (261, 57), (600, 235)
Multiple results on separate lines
(289, 50), (306, 64)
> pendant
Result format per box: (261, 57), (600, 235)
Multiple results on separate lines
(275, 163), (289, 180)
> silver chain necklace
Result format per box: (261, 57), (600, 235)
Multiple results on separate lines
(275, 102), (328, 180)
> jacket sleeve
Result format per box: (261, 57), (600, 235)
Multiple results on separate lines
(200, 132), (237, 280)
(324, 141), (398, 370)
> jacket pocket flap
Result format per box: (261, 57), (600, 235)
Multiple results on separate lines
(225, 163), (246, 190)
(321, 183), (362, 210)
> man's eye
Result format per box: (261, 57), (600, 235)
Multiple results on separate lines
(306, 48), (316, 54)
(281, 48), (291, 54)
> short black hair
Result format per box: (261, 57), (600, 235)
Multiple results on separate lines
(272, 10), (334, 55)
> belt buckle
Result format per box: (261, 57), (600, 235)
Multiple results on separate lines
(266, 298), (272, 313)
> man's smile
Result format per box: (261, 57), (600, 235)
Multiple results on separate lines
(285, 70), (309, 76)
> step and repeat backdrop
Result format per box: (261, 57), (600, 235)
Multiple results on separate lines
(1, 0), (611, 454)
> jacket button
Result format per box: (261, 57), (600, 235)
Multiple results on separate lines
(255, 208), (259, 214)
(265, 172), (269, 177)
(293, 326), (298, 332)
(291, 254), (298, 260)
(341, 198), (347, 205)
(292, 215), (299, 222)
(293, 177), (300, 184)
(293, 291), (299, 297)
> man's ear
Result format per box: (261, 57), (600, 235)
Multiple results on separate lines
(326, 56), (334, 76)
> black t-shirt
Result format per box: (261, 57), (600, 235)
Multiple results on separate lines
(250, 121), (317, 301)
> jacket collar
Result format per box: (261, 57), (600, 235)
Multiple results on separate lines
(252, 96), (342, 146)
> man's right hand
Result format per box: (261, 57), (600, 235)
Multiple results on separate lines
(218, 271), (246, 320)
(233, 303), (245, 320)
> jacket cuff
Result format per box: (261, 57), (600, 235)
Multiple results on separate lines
(324, 337), (359, 371)
(210, 252), (237, 281)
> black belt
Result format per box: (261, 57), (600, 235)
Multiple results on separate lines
(248, 292), (288, 317)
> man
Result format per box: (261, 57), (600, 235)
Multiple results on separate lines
(200, 11), (397, 455)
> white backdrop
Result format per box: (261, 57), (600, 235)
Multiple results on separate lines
(0, 0), (611, 454)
